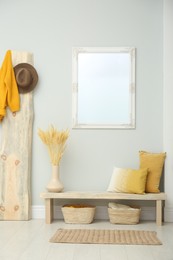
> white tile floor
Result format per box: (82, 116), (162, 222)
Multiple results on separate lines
(0, 220), (173, 260)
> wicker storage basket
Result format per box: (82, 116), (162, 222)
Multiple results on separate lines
(62, 204), (95, 224)
(108, 206), (141, 225)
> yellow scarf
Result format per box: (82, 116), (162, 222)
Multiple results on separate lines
(0, 50), (20, 121)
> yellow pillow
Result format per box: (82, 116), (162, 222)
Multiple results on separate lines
(107, 167), (148, 194)
(139, 151), (166, 193)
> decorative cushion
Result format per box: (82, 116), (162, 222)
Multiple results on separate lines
(139, 151), (166, 193)
(107, 167), (148, 194)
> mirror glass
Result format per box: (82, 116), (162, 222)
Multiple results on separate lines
(72, 47), (135, 129)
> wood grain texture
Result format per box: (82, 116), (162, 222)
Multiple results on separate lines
(40, 191), (166, 200)
(0, 51), (34, 220)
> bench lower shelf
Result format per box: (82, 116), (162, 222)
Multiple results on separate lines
(40, 191), (166, 226)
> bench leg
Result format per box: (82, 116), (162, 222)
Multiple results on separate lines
(156, 200), (162, 226)
(45, 198), (53, 224)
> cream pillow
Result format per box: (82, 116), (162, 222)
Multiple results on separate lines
(107, 167), (148, 194)
(139, 151), (166, 193)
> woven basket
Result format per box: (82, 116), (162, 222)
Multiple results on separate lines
(108, 206), (141, 224)
(62, 204), (96, 224)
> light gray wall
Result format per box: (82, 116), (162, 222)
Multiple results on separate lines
(163, 0), (173, 221)
(0, 0), (163, 205)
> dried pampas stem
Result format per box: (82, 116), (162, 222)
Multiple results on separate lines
(38, 125), (69, 165)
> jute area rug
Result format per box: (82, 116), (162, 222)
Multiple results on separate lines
(50, 229), (162, 245)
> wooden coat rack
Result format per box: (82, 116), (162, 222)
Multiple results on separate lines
(0, 51), (34, 220)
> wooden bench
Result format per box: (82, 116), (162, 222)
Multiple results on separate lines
(40, 191), (166, 226)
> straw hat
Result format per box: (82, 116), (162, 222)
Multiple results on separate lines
(14, 63), (38, 93)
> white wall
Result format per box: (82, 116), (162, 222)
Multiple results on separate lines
(163, 0), (173, 221)
(0, 0), (164, 210)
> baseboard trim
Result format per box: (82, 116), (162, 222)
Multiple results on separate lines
(164, 207), (173, 222)
(32, 205), (157, 221)
(32, 205), (45, 219)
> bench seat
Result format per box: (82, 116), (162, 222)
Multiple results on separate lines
(40, 191), (166, 225)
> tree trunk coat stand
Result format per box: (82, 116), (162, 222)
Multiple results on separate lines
(0, 51), (34, 220)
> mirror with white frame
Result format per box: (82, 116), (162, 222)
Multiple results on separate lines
(72, 47), (135, 129)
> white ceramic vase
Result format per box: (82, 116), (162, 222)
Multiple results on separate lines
(46, 165), (64, 192)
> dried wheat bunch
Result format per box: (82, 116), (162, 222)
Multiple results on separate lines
(38, 125), (69, 165)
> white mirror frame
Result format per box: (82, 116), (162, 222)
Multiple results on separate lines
(72, 47), (136, 129)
